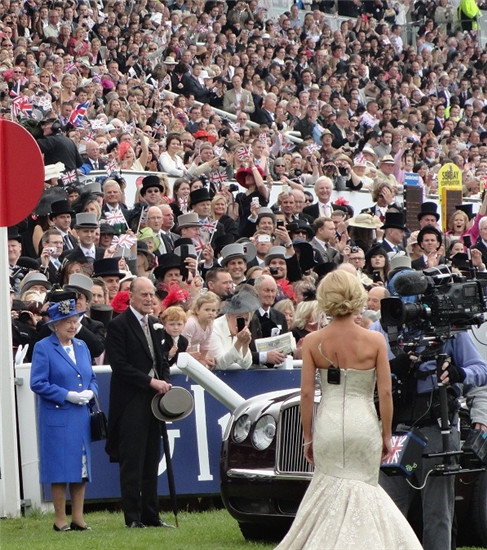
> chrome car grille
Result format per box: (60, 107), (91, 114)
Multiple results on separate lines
(276, 403), (317, 474)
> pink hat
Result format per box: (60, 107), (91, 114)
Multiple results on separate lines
(118, 141), (131, 161)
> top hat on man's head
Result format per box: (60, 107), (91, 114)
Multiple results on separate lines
(140, 175), (164, 196)
(189, 188), (212, 206)
(381, 211), (407, 231)
(49, 200), (75, 219)
(92, 258), (124, 279)
(417, 201), (439, 221)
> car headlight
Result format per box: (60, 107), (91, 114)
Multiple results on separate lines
(251, 414), (276, 450)
(233, 414), (251, 443)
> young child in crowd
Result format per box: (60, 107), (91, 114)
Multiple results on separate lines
(160, 306), (188, 366)
(181, 292), (220, 369)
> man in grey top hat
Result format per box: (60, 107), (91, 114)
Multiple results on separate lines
(62, 214), (105, 267)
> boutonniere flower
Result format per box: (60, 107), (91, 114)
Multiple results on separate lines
(153, 323), (164, 331)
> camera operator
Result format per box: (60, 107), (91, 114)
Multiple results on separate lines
(370, 283), (487, 550)
(37, 117), (83, 173)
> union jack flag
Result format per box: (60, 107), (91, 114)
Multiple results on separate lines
(84, 130), (96, 142)
(178, 197), (188, 212)
(61, 170), (77, 186)
(354, 153), (366, 166)
(112, 233), (137, 249)
(229, 122), (240, 132)
(193, 236), (206, 254)
(282, 140), (295, 153)
(105, 159), (118, 175)
(92, 73), (102, 83)
(69, 101), (90, 128)
(259, 133), (268, 144)
(306, 143), (320, 155)
(139, 206), (149, 226)
(10, 94), (32, 117)
(237, 146), (250, 160)
(105, 210), (126, 226)
(200, 219), (218, 234)
(64, 62), (78, 73)
(209, 170), (226, 187)
(383, 435), (407, 465)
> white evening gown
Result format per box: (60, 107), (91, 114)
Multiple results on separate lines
(275, 368), (423, 550)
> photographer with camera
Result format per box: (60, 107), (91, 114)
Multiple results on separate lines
(370, 268), (487, 550)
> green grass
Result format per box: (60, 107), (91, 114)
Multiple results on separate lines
(0, 508), (484, 550)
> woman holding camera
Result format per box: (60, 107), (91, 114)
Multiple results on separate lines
(275, 270), (422, 550)
(30, 299), (98, 532)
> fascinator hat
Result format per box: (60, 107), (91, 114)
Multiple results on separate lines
(221, 287), (262, 315)
(46, 299), (85, 324)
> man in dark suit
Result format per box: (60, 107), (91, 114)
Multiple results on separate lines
(251, 93), (276, 126)
(411, 225), (445, 270)
(79, 141), (107, 174)
(329, 110), (350, 149)
(303, 176), (335, 220)
(380, 211), (407, 254)
(182, 63), (212, 103)
(61, 213), (105, 266)
(249, 274), (289, 367)
(49, 200), (77, 251)
(105, 277), (173, 528)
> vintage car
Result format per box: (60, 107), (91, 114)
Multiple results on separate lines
(220, 386), (487, 546)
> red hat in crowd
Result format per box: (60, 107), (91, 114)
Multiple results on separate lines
(235, 165), (264, 189)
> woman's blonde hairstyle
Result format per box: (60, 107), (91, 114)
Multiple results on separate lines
(274, 298), (294, 318)
(317, 270), (366, 317)
(448, 209), (468, 232)
(292, 300), (318, 329)
(189, 291), (220, 316)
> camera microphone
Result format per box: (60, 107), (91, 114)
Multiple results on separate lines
(393, 271), (429, 296)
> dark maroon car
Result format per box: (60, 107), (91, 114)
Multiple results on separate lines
(220, 387), (487, 546)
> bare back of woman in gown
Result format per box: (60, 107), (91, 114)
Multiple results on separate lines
(274, 270), (423, 550)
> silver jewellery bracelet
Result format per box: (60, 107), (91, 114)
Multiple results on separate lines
(302, 440), (313, 447)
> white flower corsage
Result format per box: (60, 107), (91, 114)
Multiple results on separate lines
(153, 323), (164, 331)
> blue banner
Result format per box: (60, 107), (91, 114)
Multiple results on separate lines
(42, 370), (303, 500)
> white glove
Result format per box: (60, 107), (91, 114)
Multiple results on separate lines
(15, 344), (29, 366)
(79, 390), (94, 401)
(66, 391), (89, 405)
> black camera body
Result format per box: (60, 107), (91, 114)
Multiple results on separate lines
(218, 158), (228, 168)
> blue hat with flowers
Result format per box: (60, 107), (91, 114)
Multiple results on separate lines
(46, 299), (85, 324)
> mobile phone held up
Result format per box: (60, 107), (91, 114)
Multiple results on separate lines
(237, 317), (246, 332)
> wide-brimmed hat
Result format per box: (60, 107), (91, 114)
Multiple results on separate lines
(99, 223), (116, 235)
(19, 272), (52, 293)
(64, 273), (93, 301)
(46, 298), (85, 325)
(417, 201), (439, 221)
(347, 213), (383, 229)
(292, 239), (316, 271)
(176, 213), (200, 231)
(221, 243), (256, 266)
(417, 224), (442, 246)
(138, 227), (161, 251)
(49, 199), (75, 219)
(92, 258), (124, 279)
(264, 246), (288, 266)
(289, 219), (313, 239)
(163, 56), (177, 65)
(380, 155), (395, 164)
(153, 253), (182, 280)
(189, 188), (211, 206)
(362, 145), (378, 159)
(381, 212), (407, 231)
(136, 240), (156, 260)
(151, 386), (194, 422)
(235, 165), (264, 189)
(221, 286), (262, 315)
(455, 203), (475, 220)
(44, 162), (65, 182)
(140, 175), (164, 196)
(74, 213), (99, 229)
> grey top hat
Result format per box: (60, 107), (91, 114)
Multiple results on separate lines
(177, 213), (200, 230)
(83, 181), (103, 196)
(264, 246), (287, 266)
(221, 242), (256, 266)
(151, 387), (194, 422)
(256, 207), (276, 224)
(74, 213), (99, 229)
(19, 272), (52, 293)
(221, 287), (262, 315)
(64, 273), (93, 301)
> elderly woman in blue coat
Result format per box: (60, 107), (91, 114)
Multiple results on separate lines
(30, 298), (98, 532)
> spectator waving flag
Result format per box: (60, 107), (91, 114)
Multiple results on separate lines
(64, 61), (77, 74)
(105, 159), (118, 175)
(209, 170), (226, 187)
(237, 146), (250, 160)
(306, 143), (320, 155)
(111, 233), (137, 249)
(69, 101), (90, 127)
(61, 170), (77, 186)
(10, 94), (33, 117)
(201, 219), (218, 234)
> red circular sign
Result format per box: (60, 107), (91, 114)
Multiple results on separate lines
(0, 120), (44, 227)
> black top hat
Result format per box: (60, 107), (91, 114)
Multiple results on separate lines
(381, 211), (407, 231)
(189, 188), (212, 206)
(173, 237), (194, 249)
(99, 223), (116, 235)
(450, 252), (470, 271)
(49, 199), (75, 219)
(290, 219), (313, 239)
(89, 304), (113, 329)
(8, 226), (22, 243)
(417, 201), (439, 221)
(455, 203), (475, 220)
(140, 175), (164, 196)
(214, 234), (236, 256)
(417, 224), (442, 246)
(92, 258), (124, 279)
(313, 261), (337, 278)
(153, 253), (182, 280)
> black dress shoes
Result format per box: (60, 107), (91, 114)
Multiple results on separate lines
(53, 524), (71, 532)
(126, 521), (146, 528)
(70, 522), (92, 531)
(144, 519), (175, 528)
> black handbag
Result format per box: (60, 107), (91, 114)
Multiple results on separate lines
(90, 394), (108, 441)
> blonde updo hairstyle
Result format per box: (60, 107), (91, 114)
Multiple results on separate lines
(317, 270), (367, 318)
